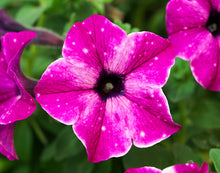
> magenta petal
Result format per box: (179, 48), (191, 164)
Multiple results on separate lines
(73, 96), (132, 162)
(0, 123), (18, 160)
(210, 0), (220, 11)
(105, 32), (175, 77)
(123, 34), (175, 86)
(163, 162), (210, 173)
(63, 14), (127, 70)
(190, 34), (219, 90)
(168, 27), (210, 61)
(2, 31), (36, 64)
(125, 167), (162, 173)
(166, 0), (211, 34)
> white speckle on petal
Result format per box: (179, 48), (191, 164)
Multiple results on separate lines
(140, 131), (145, 137)
(151, 94), (154, 98)
(146, 41), (149, 44)
(184, 26), (188, 30)
(162, 134), (166, 138)
(101, 28), (104, 32)
(115, 143), (118, 147)
(73, 24), (76, 27)
(36, 93), (40, 97)
(13, 39), (17, 43)
(56, 99), (60, 102)
(151, 41), (154, 45)
(72, 42), (76, 45)
(83, 48), (88, 54)
(188, 44), (192, 47)
(104, 52), (107, 56)
(101, 126), (106, 131)
(57, 105), (60, 108)
(177, 7), (182, 11)
(155, 56), (158, 60)
(50, 74), (54, 77)
(82, 22), (85, 25)
(158, 103), (162, 107)
(65, 102), (69, 105)
(214, 63), (217, 67)
(114, 46), (117, 50)
(89, 31), (92, 35)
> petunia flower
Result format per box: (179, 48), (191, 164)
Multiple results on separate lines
(34, 14), (181, 162)
(124, 162), (215, 173)
(0, 9), (64, 47)
(166, 0), (220, 91)
(0, 31), (37, 160)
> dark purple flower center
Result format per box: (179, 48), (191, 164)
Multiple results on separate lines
(94, 69), (125, 101)
(206, 9), (220, 37)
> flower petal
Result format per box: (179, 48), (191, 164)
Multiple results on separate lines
(73, 96), (132, 162)
(163, 162), (209, 173)
(105, 32), (175, 80)
(2, 31), (36, 64)
(168, 27), (210, 61)
(125, 167), (162, 173)
(0, 123), (18, 160)
(190, 33), (219, 90)
(166, 0), (211, 34)
(210, 0), (220, 11)
(35, 58), (100, 125)
(63, 14), (127, 71)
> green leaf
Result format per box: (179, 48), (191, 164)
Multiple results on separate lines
(172, 143), (203, 164)
(92, 159), (112, 173)
(54, 127), (84, 161)
(210, 148), (220, 173)
(64, 155), (94, 173)
(14, 121), (33, 162)
(123, 144), (173, 170)
(15, 5), (46, 26)
(190, 100), (220, 128)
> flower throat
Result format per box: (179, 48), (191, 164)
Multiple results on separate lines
(206, 9), (220, 37)
(94, 69), (125, 101)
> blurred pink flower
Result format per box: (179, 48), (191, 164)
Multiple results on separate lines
(166, 0), (220, 91)
(0, 31), (37, 160)
(125, 162), (214, 173)
(35, 14), (181, 162)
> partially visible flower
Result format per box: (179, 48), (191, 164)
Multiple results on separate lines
(35, 15), (181, 162)
(0, 31), (37, 160)
(125, 162), (215, 173)
(0, 9), (64, 47)
(166, 0), (220, 91)
(0, 124), (17, 160)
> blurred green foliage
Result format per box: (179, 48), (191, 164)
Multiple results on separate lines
(0, 0), (220, 173)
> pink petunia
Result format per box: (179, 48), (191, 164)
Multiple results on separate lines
(0, 31), (37, 160)
(125, 162), (215, 173)
(166, 0), (220, 91)
(35, 14), (181, 162)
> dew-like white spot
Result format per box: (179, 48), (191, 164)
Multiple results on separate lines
(155, 57), (158, 60)
(36, 93), (40, 97)
(65, 102), (69, 105)
(115, 143), (118, 147)
(162, 134), (166, 138)
(45, 104), (48, 107)
(50, 74), (54, 77)
(83, 48), (88, 54)
(151, 94), (154, 98)
(48, 69), (51, 72)
(214, 63), (217, 67)
(114, 46), (117, 50)
(184, 26), (188, 30)
(101, 126), (106, 131)
(73, 24), (76, 27)
(101, 28), (104, 32)
(56, 99), (60, 102)
(72, 42), (76, 45)
(88, 31), (92, 35)
(151, 41), (154, 45)
(158, 103), (162, 107)
(149, 63), (153, 66)
(146, 41), (149, 44)
(104, 52), (107, 56)
(82, 22), (85, 25)
(13, 38), (17, 43)
(188, 44), (192, 47)
(57, 105), (60, 108)
(140, 131), (145, 137)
